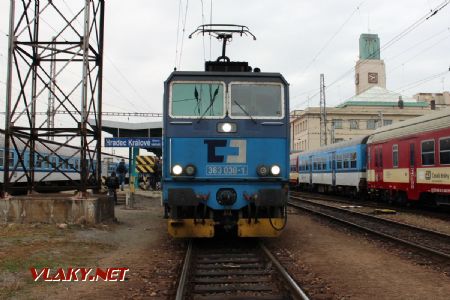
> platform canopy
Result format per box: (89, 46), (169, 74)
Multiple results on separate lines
(89, 119), (163, 156)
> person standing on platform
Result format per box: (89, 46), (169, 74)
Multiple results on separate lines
(106, 171), (119, 204)
(116, 159), (128, 191)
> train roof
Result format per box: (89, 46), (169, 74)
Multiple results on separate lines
(367, 108), (450, 144)
(297, 135), (369, 157)
(165, 71), (289, 85)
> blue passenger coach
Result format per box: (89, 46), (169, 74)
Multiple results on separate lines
(162, 71), (290, 238)
(297, 136), (368, 195)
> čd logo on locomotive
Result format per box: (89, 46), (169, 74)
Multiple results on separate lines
(204, 139), (247, 163)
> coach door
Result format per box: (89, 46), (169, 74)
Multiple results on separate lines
(331, 152), (336, 187)
(309, 155), (313, 186)
(409, 142), (416, 190)
(374, 146), (383, 183)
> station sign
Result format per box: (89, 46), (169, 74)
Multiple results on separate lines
(104, 137), (162, 148)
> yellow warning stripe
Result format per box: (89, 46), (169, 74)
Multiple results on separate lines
(136, 156), (155, 165)
(136, 165), (155, 173)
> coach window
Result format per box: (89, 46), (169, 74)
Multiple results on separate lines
(8, 152), (15, 166)
(35, 155), (42, 168)
(43, 156), (49, 169)
(170, 82), (225, 118)
(350, 152), (357, 168)
(51, 157), (58, 169)
(336, 154), (342, 169)
(421, 140), (435, 166)
(230, 83), (283, 118)
(440, 137), (450, 165)
(343, 153), (350, 168)
(392, 145), (399, 168)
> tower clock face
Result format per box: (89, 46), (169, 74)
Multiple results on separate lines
(368, 72), (378, 84)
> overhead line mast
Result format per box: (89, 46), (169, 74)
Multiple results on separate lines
(320, 73), (327, 146)
(2, 0), (105, 197)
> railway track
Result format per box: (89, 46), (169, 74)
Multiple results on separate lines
(289, 195), (450, 261)
(290, 191), (450, 220)
(175, 239), (309, 300)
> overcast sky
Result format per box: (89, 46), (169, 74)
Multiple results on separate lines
(0, 0), (449, 124)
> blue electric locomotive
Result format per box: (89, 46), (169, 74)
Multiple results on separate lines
(162, 25), (290, 238)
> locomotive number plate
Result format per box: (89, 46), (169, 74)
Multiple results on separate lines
(206, 165), (248, 176)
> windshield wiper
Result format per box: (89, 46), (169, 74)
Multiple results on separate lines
(194, 87), (201, 115)
(197, 85), (220, 123)
(233, 100), (256, 124)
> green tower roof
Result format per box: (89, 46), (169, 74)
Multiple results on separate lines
(359, 33), (380, 60)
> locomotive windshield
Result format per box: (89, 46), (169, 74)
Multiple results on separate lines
(170, 82), (225, 118)
(230, 83), (283, 118)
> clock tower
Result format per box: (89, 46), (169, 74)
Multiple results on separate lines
(355, 33), (386, 95)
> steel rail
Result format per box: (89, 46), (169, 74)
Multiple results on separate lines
(175, 240), (192, 300)
(259, 243), (310, 300)
(289, 198), (450, 260)
(290, 195), (450, 238)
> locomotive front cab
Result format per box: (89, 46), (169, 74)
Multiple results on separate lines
(163, 71), (290, 238)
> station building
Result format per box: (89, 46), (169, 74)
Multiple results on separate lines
(290, 33), (443, 152)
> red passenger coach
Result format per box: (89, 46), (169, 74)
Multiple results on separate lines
(367, 109), (450, 206)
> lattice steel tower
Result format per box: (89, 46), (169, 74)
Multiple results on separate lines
(319, 73), (327, 146)
(2, 0), (105, 196)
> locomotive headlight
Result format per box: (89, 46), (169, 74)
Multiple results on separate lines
(185, 164), (196, 176)
(172, 164), (183, 175)
(222, 123), (232, 132)
(271, 165), (281, 176)
(257, 165), (269, 177)
(217, 122), (236, 133)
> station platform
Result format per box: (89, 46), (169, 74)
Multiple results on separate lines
(0, 188), (162, 225)
(0, 192), (114, 225)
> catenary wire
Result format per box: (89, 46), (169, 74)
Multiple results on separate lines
(200, 0), (206, 62)
(292, 0), (450, 109)
(178, 0), (190, 70)
(174, 0), (182, 69)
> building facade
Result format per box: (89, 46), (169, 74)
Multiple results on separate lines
(291, 94), (432, 152)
